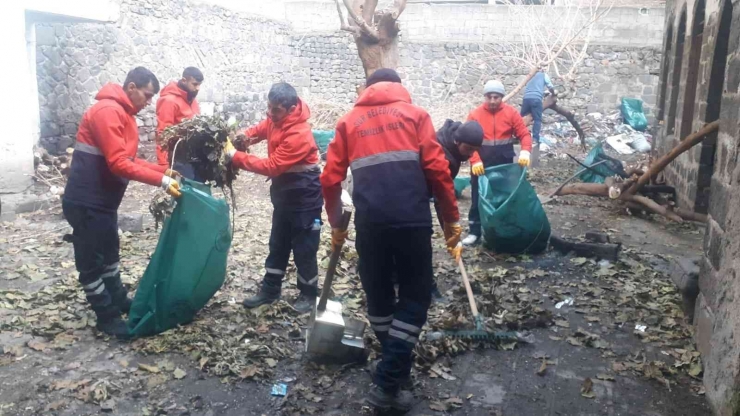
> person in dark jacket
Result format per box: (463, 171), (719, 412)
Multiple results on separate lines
(225, 83), (323, 314)
(63, 67), (181, 339)
(429, 119), (483, 302)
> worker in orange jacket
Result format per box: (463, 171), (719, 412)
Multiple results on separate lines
(462, 80), (532, 246)
(225, 83), (323, 314)
(156, 67), (203, 179)
(63, 67), (181, 339)
(321, 69), (462, 411)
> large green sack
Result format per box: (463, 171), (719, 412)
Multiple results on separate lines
(621, 98), (648, 131)
(312, 130), (335, 155)
(128, 179), (232, 337)
(478, 164), (550, 254)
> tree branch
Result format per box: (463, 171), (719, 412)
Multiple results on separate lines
(362, 0), (378, 25)
(342, 0), (379, 41)
(335, 0), (361, 35)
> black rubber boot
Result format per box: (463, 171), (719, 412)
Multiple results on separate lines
(95, 314), (131, 339)
(242, 289), (280, 309)
(103, 272), (132, 315)
(366, 385), (415, 412)
(293, 293), (316, 314)
(369, 360), (413, 390)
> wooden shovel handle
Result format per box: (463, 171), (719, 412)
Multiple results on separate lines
(317, 210), (352, 312)
(457, 257), (479, 318)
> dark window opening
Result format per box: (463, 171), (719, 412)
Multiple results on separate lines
(658, 23), (674, 121)
(679, 0), (705, 140)
(667, 9), (686, 135)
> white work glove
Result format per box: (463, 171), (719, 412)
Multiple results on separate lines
(161, 176), (181, 198)
(518, 150), (531, 168)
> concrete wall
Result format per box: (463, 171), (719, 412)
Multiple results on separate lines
(654, 0), (740, 414)
(286, 1), (666, 46)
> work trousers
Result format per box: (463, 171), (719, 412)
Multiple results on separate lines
(62, 200), (128, 320)
(261, 208), (321, 297)
(520, 98), (543, 144)
(357, 226), (434, 393)
(173, 160), (203, 182)
(468, 153), (514, 237)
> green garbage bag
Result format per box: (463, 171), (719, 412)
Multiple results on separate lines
(579, 142), (627, 184)
(454, 176), (471, 198)
(128, 179), (232, 337)
(478, 164), (550, 254)
(621, 98), (648, 131)
(312, 130), (335, 155)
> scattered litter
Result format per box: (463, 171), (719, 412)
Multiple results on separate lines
(605, 134), (635, 155)
(629, 134), (651, 153)
(271, 383), (288, 397)
(635, 324), (647, 332)
(555, 298), (574, 309)
(598, 260), (612, 269)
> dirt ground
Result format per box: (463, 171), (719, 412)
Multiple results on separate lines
(0, 142), (710, 415)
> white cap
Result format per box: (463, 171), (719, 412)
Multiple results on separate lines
(483, 80), (505, 96)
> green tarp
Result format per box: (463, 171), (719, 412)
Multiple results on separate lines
(128, 179), (232, 337)
(621, 97), (648, 131)
(312, 130), (335, 154)
(478, 164), (550, 254)
(579, 142), (627, 184)
(454, 176), (471, 198)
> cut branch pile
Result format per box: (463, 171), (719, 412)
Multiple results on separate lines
(159, 114), (238, 189)
(545, 121), (719, 224)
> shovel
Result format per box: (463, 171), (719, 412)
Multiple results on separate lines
(305, 210), (367, 363)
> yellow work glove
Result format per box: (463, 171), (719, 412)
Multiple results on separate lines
(471, 162), (485, 176)
(518, 150), (531, 168)
(449, 243), (463, 262)
(331, 228), (349, 252)
(443, 222), (463, 260)
(164, 169), (180, 179)
(161, 176), (181, 198)
(224, 138), (237, 159)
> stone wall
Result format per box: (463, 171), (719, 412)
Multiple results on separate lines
(292, 32), (661, 121)
(654, 0), (740, 414)
(286, 2), (666, 47)
(35, 0), (307, 153)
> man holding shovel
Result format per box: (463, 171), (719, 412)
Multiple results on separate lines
(462, 80), (533, 246)
(63, 67), (182, 339)
(321, 69), (462, 411)
(225, 82), (323, 314)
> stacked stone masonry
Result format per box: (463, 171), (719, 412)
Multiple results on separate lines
(654, 0), (740, 414)
(35, 0), (663, 155)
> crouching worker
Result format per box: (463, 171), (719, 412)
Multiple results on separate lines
(321, 69), (462, 411)
(63, 67), (181, 338)
(225, 83), (323, 314)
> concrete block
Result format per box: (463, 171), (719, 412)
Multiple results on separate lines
(668, 256), (700, 320)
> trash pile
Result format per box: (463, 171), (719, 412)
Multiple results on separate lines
(540, 101), (653, 157)
(33, 146), (72, 196)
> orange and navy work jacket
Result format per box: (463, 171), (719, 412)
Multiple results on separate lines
(64, 83), (167, 212)
(467, 102), (532, 166)
(155, 81), (201, 166)
(232, 99), (322, 212)
(321, 82), (459, 229)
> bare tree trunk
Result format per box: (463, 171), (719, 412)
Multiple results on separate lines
(335, 0), (406, 78)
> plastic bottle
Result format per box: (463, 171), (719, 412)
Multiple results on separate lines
(311, 219), (322, 231)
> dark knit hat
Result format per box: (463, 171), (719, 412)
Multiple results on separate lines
(454, 121), (484, 146)
(366, 68), (402, 87)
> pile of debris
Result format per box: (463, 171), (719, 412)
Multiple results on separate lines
(33, 146), (72, 196)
